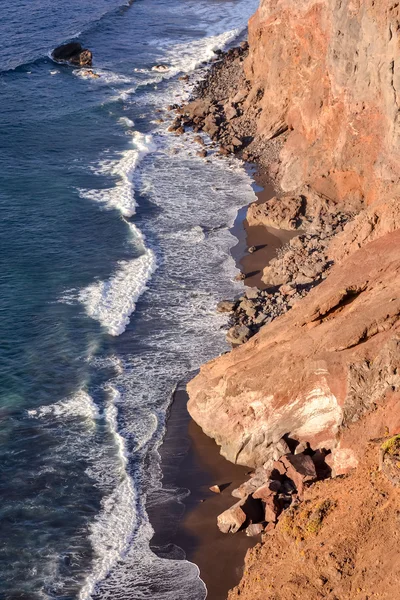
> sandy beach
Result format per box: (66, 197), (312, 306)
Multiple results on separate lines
(149, 384), (254, 600)
(147, 173), (293, 599)
(231, 178), (297, 289)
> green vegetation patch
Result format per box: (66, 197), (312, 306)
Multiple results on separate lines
(280, 499), (335, 542)
(381, 434), (400, 456)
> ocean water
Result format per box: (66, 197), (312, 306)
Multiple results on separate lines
(0, 0), (259, 598)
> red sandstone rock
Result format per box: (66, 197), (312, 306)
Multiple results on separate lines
(264, 495), (280, 523)
(253, 480), (281, 502)
(187, 231), (400, 471)
(245, 523), (264, 537)
(244, 0), (400, 206)
(247, 195), (304, 230)
(278, 454), (317, 497)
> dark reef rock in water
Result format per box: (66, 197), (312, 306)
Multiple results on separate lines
(52, 42), (92, 67)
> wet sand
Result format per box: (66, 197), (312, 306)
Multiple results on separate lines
(148, 176), (295, 599)
(149, 384), (254, 600)
(231, 178), (297, 289)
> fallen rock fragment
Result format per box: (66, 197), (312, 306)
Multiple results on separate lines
(209, 485), (221, 494)
(245, 523), (264, 537)
(216, 300), (236, 313)
(217, 501), (247, 533)
(253, 479), (281, 501)
(226, 324), (252, 345)
(278, 454), (317, 497)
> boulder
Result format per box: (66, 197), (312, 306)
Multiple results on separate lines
(226, 325), (251, 345)
(203, 114), (220, 138)
(247, 194), (305, 230)
(231, 136), (243, 148)
(225, 103), (239, 120)
(278, 454), (317, 497)
(264, 495), (281, 523)
(246, 523), (264, 536)
(232, 466), (271, 499)
(52, 42), (92, 67)
(216, 300), (236, 313)
(217, 500), (247, 533)
(253, 479), (281, 501)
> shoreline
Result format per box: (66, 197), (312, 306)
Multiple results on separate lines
(147, 41), (292, 600)
(147, 172), (289, 599)
(231, 174), (297, 289)
(149, 383), (254, 600)
(151, 3), (400, 599)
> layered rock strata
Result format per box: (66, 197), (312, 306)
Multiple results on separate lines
(188, 231), (400, 470)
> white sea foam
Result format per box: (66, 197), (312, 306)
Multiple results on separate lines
(69, 1), (261, 598)
(75, 127), (157, 336)
(118, 116), (135, 128)
(79, 131), (156, 217)
(72, 67), (132, 83)
(79, 386), (137, 600)
(165, 27), (243, 76)
(79, 223), (156, 336)
(27, 390), (99, 423)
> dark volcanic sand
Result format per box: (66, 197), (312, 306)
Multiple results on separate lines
(148, 384), (254, 600)
(231, 179), (297, 289)
(148, 177), (296, 599)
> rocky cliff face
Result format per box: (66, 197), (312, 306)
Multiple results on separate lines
(188, 231), (400, 471)
(245, 0), (400, 206)
(185, 1), (400, 595)
(187, 0), (400, 474)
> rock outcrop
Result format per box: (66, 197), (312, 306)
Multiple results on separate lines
(228, 441), (400, 600)
(188, 231), (400, 470)
(52, 42), (92, 67)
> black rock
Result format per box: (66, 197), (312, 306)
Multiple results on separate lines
(52, 42), (92, 67)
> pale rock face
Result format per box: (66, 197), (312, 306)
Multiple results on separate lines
(330, 447), (359, 476)
(187, 231), (400, 469)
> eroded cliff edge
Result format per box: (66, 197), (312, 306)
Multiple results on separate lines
(184, 0), (400, 597)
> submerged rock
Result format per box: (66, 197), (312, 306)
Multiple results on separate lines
(152, 64), (170, 72)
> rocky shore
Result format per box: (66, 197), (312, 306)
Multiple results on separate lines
(165, 0), (400, 597)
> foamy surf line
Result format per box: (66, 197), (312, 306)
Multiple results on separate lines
(27, 390), (99, 423)
(78, 131), (156, 217)
(163, 27), (244, 76)
(79, 386), (137, 600)
(79, 223), (156, 336)
(75, 126), (157, 336)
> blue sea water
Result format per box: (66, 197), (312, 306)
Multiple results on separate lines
(0, 0), (259, 597)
